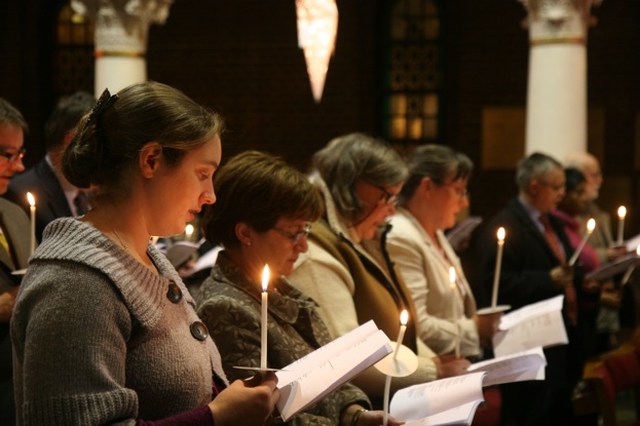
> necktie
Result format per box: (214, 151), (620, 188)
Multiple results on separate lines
(539, 214), (565, 264)
(540, 214), (577, 325)
(73, 192), (90, 216)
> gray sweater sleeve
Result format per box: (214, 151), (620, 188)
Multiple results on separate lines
(12, 263), (138, 425)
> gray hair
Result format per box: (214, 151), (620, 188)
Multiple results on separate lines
(401, 144), (473, 201)
(312, 133), (408, 222)
(516, 152), (562, 190)
(0, 98), (28, 134)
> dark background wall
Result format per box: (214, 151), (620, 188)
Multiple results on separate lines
(2, 0), (640, 235)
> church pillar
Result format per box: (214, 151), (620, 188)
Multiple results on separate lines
(71, 0), (174, 97)
(520, 0), (601, 160)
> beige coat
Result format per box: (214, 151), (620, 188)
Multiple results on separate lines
(387, 208), (480, 357)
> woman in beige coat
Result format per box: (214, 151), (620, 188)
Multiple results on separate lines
(387, 145), (499, 359)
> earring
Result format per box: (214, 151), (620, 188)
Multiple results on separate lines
(246, 241), (251, 246)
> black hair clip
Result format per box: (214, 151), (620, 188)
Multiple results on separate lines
(79, 88), (119, 164)
(80, 88), (119, 135)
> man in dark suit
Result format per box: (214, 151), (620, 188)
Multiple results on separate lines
(0, 97), (31, 425)
(5, 91), (95, 242)
(476, 152), (584, 426)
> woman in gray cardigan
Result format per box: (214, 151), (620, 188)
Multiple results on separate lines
(11, 81), (279, 426)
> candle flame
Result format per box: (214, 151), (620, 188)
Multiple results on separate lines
(262, 265), (270, 292)
(185, 224), (194, 238)
(618, 206), (627, 219)
(587, 218), (596, 233)
(449, 266), (456, 286)
(26, 192), (35, 206)
(497, 227), (505, 241)
(400, 309), (409, 326)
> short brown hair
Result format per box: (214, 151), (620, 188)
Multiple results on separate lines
(202, 150), (323, 248)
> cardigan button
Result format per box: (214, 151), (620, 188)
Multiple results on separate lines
(167, 281), (182, 303)
(190, 321), (209, 341)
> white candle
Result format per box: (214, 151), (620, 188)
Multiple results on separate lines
(617, 206), (627, 245)
(26, 192), (36, 255)
(449, 266), (460, 358)
(491, 227), (505, 308)
(393, 309), (409, 360)
(261, 265), (270, 369)
(568, 218), (596, 266)
(383, 375), (392, 426)
(185, 224), (194, 241)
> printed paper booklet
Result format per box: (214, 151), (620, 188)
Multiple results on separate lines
(275, 320), (392, 420)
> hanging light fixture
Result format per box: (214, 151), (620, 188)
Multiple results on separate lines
(296, 0), (338, 103)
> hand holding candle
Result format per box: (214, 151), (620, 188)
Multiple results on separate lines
(617, 206), (626, 245)
(261, 265), (270, 369)
(568, 218), (596, 266)
(26, 192), (36, 255)
(491, 227), (505, 308)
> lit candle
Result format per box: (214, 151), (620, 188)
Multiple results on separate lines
(617, 206), (627, 245)
(26, 192), (36, 255)
(261, 265), (270, 369)
(450, 266), (460, 358)
(185, 224), (194, 241)
(393, 310), (409, 360)
(568, 218), (596, 266)
(491, 227), (505, 308)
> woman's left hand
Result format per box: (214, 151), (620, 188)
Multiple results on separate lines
(357, 410), (405, 426)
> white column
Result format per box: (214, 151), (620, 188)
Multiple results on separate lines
(71, 0), (174, 97)
(520, 0), (601, 160)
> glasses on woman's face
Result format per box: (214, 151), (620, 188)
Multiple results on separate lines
(0, 147), (26, 164)
(375, 186), (399, 206)
(272, 223), (312, 244)
(443, 184), (468, 199)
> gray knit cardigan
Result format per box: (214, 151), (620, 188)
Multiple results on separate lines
(11, 217), (228, 425)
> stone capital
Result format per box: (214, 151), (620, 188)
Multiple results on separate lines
(519, 0), (602, 44)
(71, 0), (174, 55)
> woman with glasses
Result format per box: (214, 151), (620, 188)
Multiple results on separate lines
(196, 150), (401, 425)
(386, 145), (500, 359)
(288, 134), (469, 407)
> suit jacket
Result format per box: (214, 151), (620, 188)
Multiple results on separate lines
(0, 197), (30, 292)
(0, 197), (30, 424)
(475, 198), (583, 386)
(6, 159), (72, 243)
(387, 208), (480, 357)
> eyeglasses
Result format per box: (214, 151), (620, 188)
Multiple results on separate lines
(272, 224), (312, 244)
(0, 147), (26, 164)
(376, 186), (399, 206)
(539, 181), (566, 192)
(439, 183), (468, 199)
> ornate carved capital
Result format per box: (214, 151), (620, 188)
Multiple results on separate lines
(519, 0), (602, 44)
(71, 0), (174, 55)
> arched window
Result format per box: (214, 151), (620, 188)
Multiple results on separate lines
(54, 4), (94, 95)
(383, 0), (441, 152)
